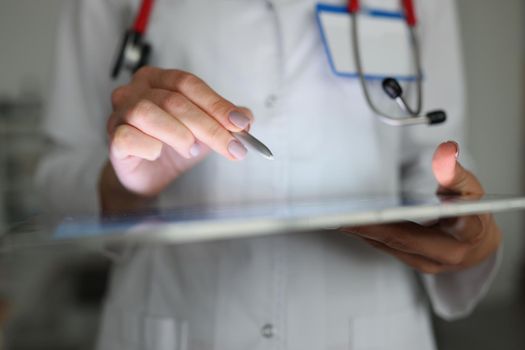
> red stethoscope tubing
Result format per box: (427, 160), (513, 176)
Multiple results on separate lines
(133, 0), (155, 34)
(348, 0), (417, 27)
(134, 0), (416, 35)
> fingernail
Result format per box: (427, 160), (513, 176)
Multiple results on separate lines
(229, 111), (250, 129)
(189, 143), (201, 158)
(228, 140), (247, 160)
(447, 140), (459, 159)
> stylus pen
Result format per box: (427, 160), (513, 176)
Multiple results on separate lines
(233, 131), (274, 160)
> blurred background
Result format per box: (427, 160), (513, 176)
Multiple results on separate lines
(0, 0), (524, 349)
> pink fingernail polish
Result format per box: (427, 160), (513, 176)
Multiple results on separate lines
(229, 111), (250, 129)
(228, 140), (247, 160)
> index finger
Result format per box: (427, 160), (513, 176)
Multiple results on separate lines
(133, 67), (253, 132)
(341, 222), (471, 266)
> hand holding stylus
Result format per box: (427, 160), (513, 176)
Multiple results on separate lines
(99, 67), (274, 213)
(103, 67), (269, 197)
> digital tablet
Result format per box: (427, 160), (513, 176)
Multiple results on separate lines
(2, 193), (525, 250)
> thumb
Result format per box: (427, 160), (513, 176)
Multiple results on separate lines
(432, 141), (484, 195)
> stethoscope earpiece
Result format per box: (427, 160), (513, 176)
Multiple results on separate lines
(426, 110), (447, 125)
(382, 78), (403, 99)
(111, 30), (151, 79)
(111, 0), (154, 79)
(380, 77), (447, 126)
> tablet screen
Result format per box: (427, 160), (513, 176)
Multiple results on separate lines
(2, 192), (523, 250)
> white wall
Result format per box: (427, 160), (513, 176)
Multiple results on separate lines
(0, 0), (64, 98)
(457, 0), (525, 302)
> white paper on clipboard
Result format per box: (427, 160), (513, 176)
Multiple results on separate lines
(316, 3), (415, 80)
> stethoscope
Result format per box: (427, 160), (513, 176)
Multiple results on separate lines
(112, 0), (446, 127)
(111, 0), (154, 79)
(349, 0), (446, 126)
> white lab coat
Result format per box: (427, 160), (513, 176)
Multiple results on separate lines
(37, 0), (499, 349)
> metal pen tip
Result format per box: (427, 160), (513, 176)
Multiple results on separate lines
(233, 131), (274, 161)
(261, 150), (274, 161)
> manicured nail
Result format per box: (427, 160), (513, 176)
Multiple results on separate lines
(190, 143), (201, 158)
(229, 111), (250, 129)
(228, 140), (247, 160)
(447, 140), (459, 159)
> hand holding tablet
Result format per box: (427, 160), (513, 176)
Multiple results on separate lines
(341, 141), (502, 274)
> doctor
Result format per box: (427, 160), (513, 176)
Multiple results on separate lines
(38, 0), (501, 349)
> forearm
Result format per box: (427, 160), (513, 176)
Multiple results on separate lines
(98, 161), (157, 215)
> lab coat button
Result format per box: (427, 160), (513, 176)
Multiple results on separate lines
(261, 323), (274, 338)
(265, 94), (278, 108)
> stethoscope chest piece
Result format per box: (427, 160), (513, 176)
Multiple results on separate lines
(111, 30), (151, 79)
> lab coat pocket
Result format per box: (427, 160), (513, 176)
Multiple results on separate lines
(349, 307), (435, 350)
(143, 315), (188, 350)
(98, 306), (188, 350)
